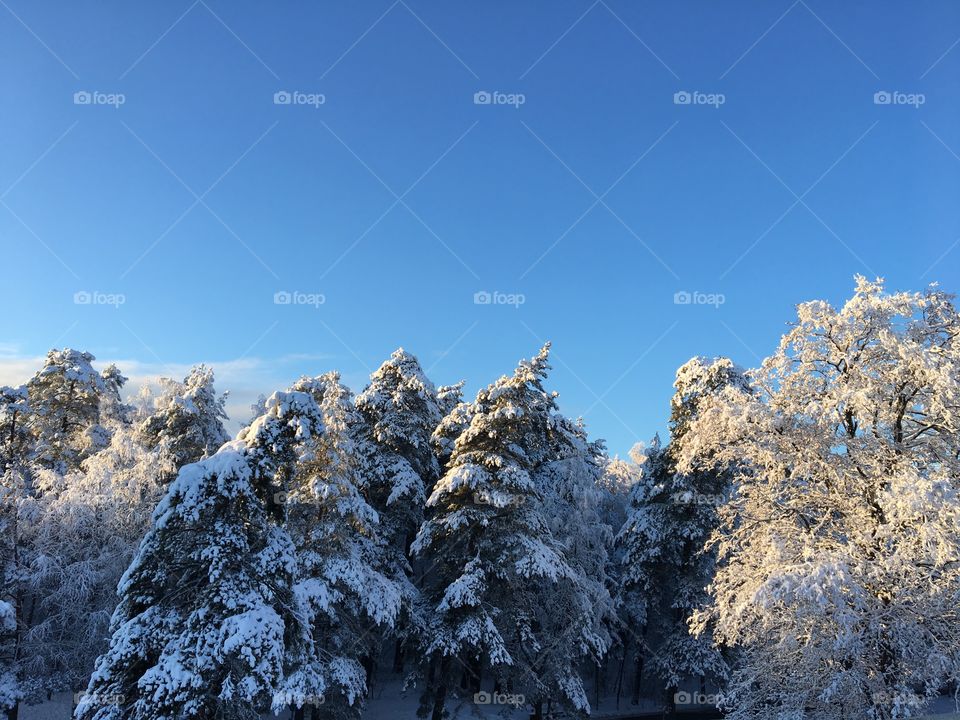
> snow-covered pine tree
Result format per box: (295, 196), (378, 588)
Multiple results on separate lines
(75, 390), (321, 720)
(137, 365), (229, 474)
(525, 414), (615, 718)
(616, 357), (746, 709)
(26, 350), (106, 474)
(412, 344), (596, 720)
(430, 383), (471, 475)
(0, 600), (15, 720)
(435, 381), (465, 419)
(356, 349), (441, 552)
(682, 277), (960, 720)
(280, 372), (401, 720)
(354, 350), (442, 674)
(0, 387), (30, 720)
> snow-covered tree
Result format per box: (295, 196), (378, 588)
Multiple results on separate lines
(0, 387), (33, 719)
(527, 414), (616, 718)
(430, 384), (472, 475)
(616, 358), (747, 709)
(0, 600), (16, 718)
(281, 372), (401, 720)
(0, 387), (31, 472)
(75, 391), (321, 720)
(26, 415), (171, 699)
(356, 349), (442, 552)
(413, 344), (605, 719)
(354, 350), (443, 674)
(26, 350), (106, 473)
(682, 277), (960, 720)
(137, 365), (228, 473)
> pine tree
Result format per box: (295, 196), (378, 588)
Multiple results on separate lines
(524, 414), (615, 718)
(354, 350), (442, 674)
(616, 358), (746, 709)
(413, 344), (599, 719)
(137, 365), (229, 473)
(0, 600), (15, 717)
(75, 390), (320, 720)
(0, 387), (32, 719)
(26, 349), (106, 474)
(280, 372), (401, 720)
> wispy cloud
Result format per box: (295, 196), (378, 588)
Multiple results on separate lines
(0, 352), (345, 434)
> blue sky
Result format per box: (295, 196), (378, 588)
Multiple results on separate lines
(1, 1), (958, 455)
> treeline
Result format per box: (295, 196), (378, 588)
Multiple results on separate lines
(0, 276), (958, 720)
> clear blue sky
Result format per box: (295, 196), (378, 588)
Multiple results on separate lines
(1, 1), (959, 455)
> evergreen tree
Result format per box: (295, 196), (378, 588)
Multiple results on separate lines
(616, 357), (747, 709)
(0, 600), (16, 718)
(413, 345), (601, 719)
(137, 365), (228, 473)
(281, 372), (401, 720)
(75, 391), (320, 720)
(0, 387), (32, 719)
(26, 350), (106, 474)
(354, 350), (442, 674)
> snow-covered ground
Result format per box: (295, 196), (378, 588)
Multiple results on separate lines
(17, 691), (960, 719)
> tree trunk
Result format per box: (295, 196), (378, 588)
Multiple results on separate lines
(664, 684), (678, 718)
(631, 646), (644, 705)
(594, 661), (601, 710)
(430, 656), (450, 720)
(392, 637), (404, 673)
(532, 700), (543, 720)
(615, 638), (629, 709)
(5, 701), (17, 720)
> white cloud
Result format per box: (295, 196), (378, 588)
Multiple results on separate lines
(0, 352), (346, 435)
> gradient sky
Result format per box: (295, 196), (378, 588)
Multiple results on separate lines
(1, 1), (959, 455)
